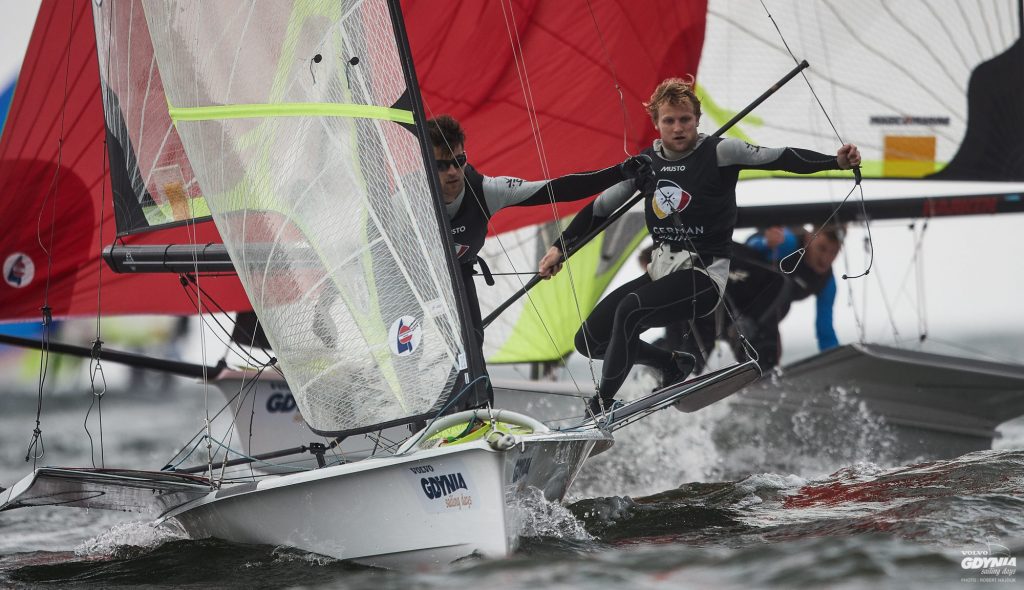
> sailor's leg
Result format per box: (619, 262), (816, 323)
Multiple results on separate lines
(596, 269), (719, 400)
(574, 273), (652, 360)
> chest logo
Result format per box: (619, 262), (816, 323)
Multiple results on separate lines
(651, 180), (692, 220)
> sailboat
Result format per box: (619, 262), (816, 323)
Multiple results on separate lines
(0, 0), (762, 568)
(0, 0), (612, 568)
(683, 0), (1024, 461)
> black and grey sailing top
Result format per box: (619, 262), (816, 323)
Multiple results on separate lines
(444, 163), (628, 264)
(556, 135), (843, 259)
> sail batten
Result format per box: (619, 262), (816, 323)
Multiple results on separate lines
(167, 102), (413, 123)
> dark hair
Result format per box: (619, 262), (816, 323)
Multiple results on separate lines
(427, 114), (465, 152)
(797, 224), (845, 249)
(818, 225), (845, 247)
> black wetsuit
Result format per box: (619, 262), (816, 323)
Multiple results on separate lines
(683, 239), (835, 373)
(447, 162), (632, 408)
(555, 136), (843, 402)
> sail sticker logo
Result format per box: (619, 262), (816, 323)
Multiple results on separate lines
(389, 316), (422, 356)
(453, 242), (470, 258)
(651, 180), (692, 220)
(3, 253), (35, 289)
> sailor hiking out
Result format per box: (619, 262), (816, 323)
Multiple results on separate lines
(537, 77), (861, 414)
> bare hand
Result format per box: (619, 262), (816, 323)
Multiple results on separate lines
(764, 226), (785, 249)
(837, 143), (861, 169)
(538, 246), (564, 279)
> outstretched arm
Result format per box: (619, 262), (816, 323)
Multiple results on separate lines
(537, 179), (638, 278)
(482, 155), (653, 213)
(717, 138), (861, 173)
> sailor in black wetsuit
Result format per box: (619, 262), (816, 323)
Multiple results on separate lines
(428, 115), (653, 410)
(537, 77), (861, 414)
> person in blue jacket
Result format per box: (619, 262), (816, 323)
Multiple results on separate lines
(686, 224), (843, 372)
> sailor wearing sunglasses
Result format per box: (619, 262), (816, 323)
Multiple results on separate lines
(427, 114), (652, 409)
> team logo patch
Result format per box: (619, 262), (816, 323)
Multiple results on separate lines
(3, 253), (35, 289)
(389, 315), (422, 356)
(651, 179), (692, 219)
(453, 242), (470, 258)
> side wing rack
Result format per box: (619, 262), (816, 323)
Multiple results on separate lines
(592, 360), (762, 432)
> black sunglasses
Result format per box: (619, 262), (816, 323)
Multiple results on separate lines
(436, 153), (467, 171)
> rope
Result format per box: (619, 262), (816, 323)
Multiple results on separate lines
(25, 1), (78, 467)
(759, 0), (874, 281)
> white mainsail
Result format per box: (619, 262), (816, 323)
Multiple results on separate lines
(136, 0), (469, 434)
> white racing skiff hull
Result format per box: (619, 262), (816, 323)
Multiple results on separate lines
(160, 429), (608, 569)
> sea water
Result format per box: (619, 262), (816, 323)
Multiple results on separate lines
(1, 356), (1022, 589)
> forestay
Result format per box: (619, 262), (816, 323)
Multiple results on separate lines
(140, 0), (468, 434)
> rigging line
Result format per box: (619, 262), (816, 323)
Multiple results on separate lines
(179, 276), (275, 369)
(86, 0), (120, 472)
(679, 237), (760, 365)
(759, 0), (873, 281)
(869, 251), (902, 344)
(179, 282), (276, 372)
(914, 220), (928, 341)
(584, 0), (631, 158)
(162, 365), (267, 471)
(26, 0), (80, 467)
(836, 229), (865, 341)
(497, 0), (613, 392)
(220, 360), (269, 484)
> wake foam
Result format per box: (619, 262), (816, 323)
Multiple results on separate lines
(74, 520), (187, 558)
(511, 487), (592, 540)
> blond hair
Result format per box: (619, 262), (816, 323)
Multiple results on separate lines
(644, 76), (701, 123)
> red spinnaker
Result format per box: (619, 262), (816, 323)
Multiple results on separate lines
(0, 0), (707, 323)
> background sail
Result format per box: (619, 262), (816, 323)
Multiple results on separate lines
(405, 1), (708, 364)
(93, 0), (210, 236)
(0, 0), (249, 324)
(142, 0), (467, 434)
(479, 214), (646, 364)
(698, 0), (1023, 182)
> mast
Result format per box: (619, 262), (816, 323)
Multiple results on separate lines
(386, 0), (488, 407)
